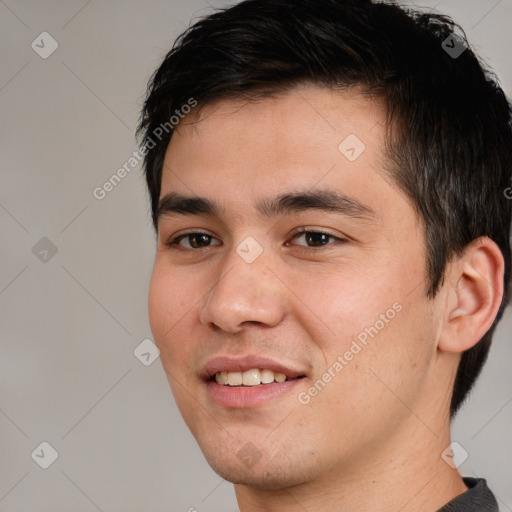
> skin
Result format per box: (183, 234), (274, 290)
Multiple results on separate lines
(148, 85), (504, 512)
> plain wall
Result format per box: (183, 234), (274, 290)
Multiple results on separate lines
(1, 1), (511, 510)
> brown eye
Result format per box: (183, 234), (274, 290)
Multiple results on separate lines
(186, 234), (213, 248)
(167, 232), (221, 249)
(289, 230), (342, 248)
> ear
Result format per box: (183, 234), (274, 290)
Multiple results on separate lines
(438, 237), (505, 354)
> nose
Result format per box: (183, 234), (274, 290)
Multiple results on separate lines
(199, 247), (288, 333)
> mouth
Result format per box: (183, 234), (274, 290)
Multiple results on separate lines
(211, 368), (305, 387)
(203, 356), (307, 408)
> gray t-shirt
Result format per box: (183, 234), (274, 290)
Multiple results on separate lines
(438, 478), (499, 511)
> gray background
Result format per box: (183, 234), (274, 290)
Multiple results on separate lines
(1, 1), (511, 511)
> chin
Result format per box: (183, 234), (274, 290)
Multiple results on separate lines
(208, 461), (305, 489)
(200, 444), (319, 490)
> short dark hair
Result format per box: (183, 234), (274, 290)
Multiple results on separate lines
(138, 0), (512, 417)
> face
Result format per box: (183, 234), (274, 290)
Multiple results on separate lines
(148, 85), (442, 488)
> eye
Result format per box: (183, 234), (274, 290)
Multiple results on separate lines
(287, 229), (345, 248)
(166, 232), (221, 249)
(165, 229), (345, 251)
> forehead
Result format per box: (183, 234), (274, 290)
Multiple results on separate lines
(166, 85), (386, 165)
(160, 85), (408, 223)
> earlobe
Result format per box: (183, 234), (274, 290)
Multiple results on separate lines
(438, 237), (504, 354)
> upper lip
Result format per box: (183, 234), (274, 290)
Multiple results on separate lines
(203, 355), (306, 381)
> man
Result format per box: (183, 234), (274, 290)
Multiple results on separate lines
(137, 0), (511, 510)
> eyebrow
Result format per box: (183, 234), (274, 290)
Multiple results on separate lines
(157, 189), (375, 222)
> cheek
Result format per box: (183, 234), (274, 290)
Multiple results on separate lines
(148, 266), (171, 341)
(148, 263), (192, 359)
(342, 291), (436, 408)
(148, 258), (198, 325)
(292, 262), (398, 350)
(300, 256), (434, 395)
(148, 265), (199, 416)
(148, 260), (216, 389)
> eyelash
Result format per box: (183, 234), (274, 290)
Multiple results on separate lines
(165, 228), (346, 251)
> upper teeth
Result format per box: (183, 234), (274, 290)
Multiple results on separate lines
(215, 369), (287, 386)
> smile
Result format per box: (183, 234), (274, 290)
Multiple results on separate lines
(214, 368), (288, 386)
(203, 355), (307, 407)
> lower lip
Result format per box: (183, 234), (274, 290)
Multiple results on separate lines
(206, 379), (303, 408)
